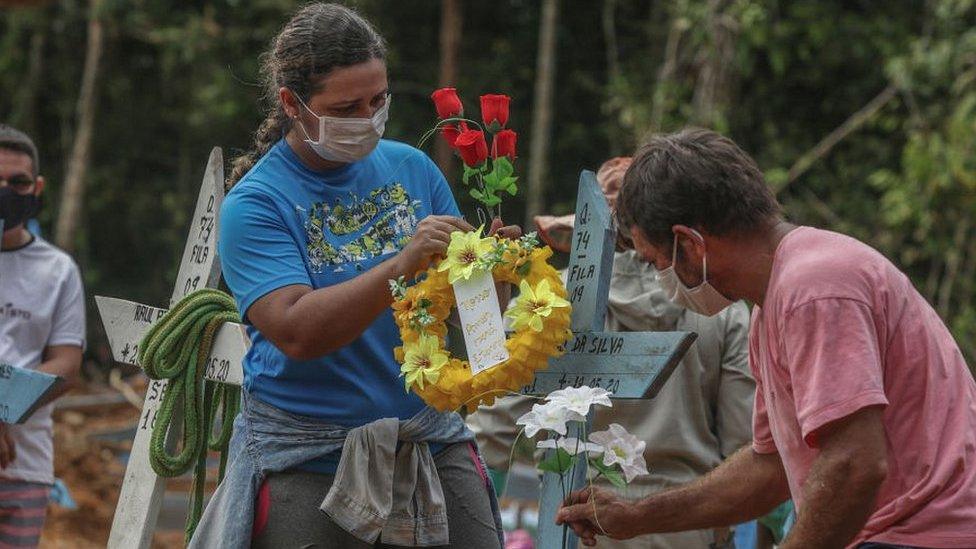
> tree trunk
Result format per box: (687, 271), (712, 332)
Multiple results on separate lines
(525, 0), (559, 225)
(648, 19), (684, 134)
(55, 0), (104, 252)
(11, 13), (47, 137)
(435, 0), (462, 181)
(602, 0), (623, 155)
(691, 0), (737, 128)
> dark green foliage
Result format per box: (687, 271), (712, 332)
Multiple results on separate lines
(1, 0), (972, 368)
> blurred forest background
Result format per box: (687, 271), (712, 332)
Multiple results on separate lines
(1, 0), (974, 367)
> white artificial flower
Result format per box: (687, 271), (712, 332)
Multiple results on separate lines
(544, 385), (613, 417)
(537, 437), (604, 456)
(516, 401), (585, 438)
(620, 457), (649, 482)
(589, 423), (649, 482)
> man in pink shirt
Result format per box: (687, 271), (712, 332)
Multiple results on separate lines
(557, 128), (976, 548)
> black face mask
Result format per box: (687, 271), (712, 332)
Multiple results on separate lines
(0, 186), (39, 230)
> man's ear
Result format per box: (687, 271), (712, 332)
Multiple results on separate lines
(672, 224), (705, 263)
(34, 176), (45, 196)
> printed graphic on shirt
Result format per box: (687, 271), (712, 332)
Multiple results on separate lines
(303, 182), (420, 274)
(0, 303), (32, 321)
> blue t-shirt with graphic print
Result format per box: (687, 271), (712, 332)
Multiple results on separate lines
(219, 138), (460, 426)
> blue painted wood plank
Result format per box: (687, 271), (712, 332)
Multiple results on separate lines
(566, 171), (615, 333)
(0, 365), (63, 424)
(523, 331), (697, 398)
(536, 417), (590, 549)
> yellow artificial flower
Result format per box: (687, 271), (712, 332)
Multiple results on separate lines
(401, 334), (449, 390)
(506, 279), (571, 332)
(437, 229), (494, 283)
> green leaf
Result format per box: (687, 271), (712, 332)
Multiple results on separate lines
(469, 188), (485, 201)
(493, 156), (514, 179)
(538, 448), (575, 474)
(589, 458), (626, 488)
(462, 165), (479, 186)
(500, 176), (518, 195)
(482, 165), (501, 188)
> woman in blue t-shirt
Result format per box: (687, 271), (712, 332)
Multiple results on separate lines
(207, 3), (509, 548)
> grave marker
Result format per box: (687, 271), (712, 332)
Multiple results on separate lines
(522, 171), (696, 549)
(97, 148), (249, 549)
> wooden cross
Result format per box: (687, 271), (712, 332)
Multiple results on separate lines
(521, 171), (697, 549)
(95, 148), (249, 548)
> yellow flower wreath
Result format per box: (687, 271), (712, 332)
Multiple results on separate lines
(391, 231), (573, 412)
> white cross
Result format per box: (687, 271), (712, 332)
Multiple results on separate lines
(96, 148), (249, 549)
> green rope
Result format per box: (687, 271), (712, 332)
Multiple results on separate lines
(137, 288), (241, 543)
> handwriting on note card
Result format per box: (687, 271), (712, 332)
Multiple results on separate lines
(453, 272), (509, 375)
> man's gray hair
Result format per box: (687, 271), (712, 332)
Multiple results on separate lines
(0, 124), (39, 177)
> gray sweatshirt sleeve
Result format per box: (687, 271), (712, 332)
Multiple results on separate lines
(715, 301), (756, 458)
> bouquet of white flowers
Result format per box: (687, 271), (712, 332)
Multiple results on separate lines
(516, 385), (649, 490)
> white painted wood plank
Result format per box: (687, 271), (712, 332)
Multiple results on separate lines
(94, 296), (247, 386)
(105, 148), (225, 549)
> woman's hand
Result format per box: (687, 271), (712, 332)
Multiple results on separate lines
(396, 215), (474, 276)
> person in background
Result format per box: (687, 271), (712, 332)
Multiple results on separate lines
(558, 129), (976, 549)
(468, 157), (756, 549)
(0, 124), (86, 549)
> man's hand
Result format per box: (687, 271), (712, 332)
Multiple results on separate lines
(556, 487), (643, 546)
(0, 423), (16, 469)
(553, 447), (789, 546)
(488, 217), (522, 240)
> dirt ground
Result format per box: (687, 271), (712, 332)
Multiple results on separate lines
(36, 380), (182, 549)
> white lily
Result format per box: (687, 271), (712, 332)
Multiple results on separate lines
(537, 437), (604, 456)
(516, 401), (586, 438)
(589, 423), (649, 482)
(544, 385), (613, 417)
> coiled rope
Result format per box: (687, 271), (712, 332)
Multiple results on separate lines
(137, 288), (241, 542)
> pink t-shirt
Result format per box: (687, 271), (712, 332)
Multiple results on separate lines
(750, 226), (976, 548)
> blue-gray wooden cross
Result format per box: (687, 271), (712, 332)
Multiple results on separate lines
(521, 171), (697, 549)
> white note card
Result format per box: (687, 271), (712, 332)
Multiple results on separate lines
(453, 272), (510, 375)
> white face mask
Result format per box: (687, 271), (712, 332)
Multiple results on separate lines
(295, 93), (390, 163)
(657, 229), (733, 316)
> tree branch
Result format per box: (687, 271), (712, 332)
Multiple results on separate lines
(775, 84), (898, 196)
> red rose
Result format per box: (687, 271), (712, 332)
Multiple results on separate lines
(441, 125), (461, 148)
(492, 129), (517, 160)
(440, 121), (468, 148)
(431, 87), (463, 119)
(480, 94), (510, 129)
(454, 129), (488, 167)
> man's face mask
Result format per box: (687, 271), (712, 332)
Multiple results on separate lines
(657, 229), (733, 316)
(0, 183), (39, 231)
(294, 93), (390, 164)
